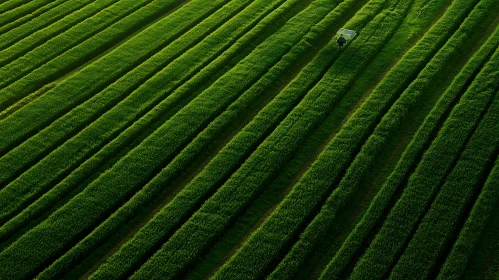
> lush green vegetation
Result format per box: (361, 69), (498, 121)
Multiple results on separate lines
(1, 0), (498, 279)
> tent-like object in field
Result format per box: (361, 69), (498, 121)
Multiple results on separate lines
(336, 28), (357, 40)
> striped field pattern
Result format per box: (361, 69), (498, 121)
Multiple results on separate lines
(1, 0), (499, 279)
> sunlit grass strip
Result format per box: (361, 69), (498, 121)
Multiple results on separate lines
(0, 0), (254, 223)
(389, 92), (499, 279)
(320, 18), (499, 280)
(0, 0), (331, 278)
(436, 155), (499, 280)
(0, 0), (152, 83)
(0, 0), (66, 36)
(0, 0), (25, 15)
(0, 0), (60, 28)
(0, 0), (176, 111)
(267, 0), (496, 278)
(349, 44), (499, 280)
(0, 0), (111, 55)
(0, 0), (211, 154)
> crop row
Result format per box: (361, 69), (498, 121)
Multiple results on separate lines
(224, 0), (483, 277)
(183, 0), (396, 270)
(271, 0), (496, 278)
(0, 0), (25, 15)
(0, 0), (151, 80)
(0, 0), (113, 56)
(0, 0), (60, 30)
(0, 0), (218, 156)
(0, 0), (331, 278)
(0, 0), (178, 111)
(349, 28), (499, 280)
(91, 0), (364, 277)
(36, 1), (310, 278)
(123, 1), (410, 279)
(389, 90), (499, 279)
(0, 0), (300, 249)
(436, 154), (499, 279)
(0, 0), (257, 224)
(267, 0), (459, 277)
(321, 13), (499, 280)
(0, 1), (66, 36)
(212, 1), (421, 279)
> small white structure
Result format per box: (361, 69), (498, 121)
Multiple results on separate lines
(337, 28), (357, 40)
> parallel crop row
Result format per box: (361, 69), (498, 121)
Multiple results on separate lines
(0, 0), (331, 278)
(0, 0), (150, 79)
(272, 0), (455, 277)
(91, 0), (363, 278)
(270, 0), (497, 278)
(0, 1), (67, 36)
(0, 0), (298, 252)
(437, 155), (499, 279)
(0, 0), (213, 154)
(35, 1), (307, 277)
(321, 15), (499, 280)
(0, 0), (60, 29)
(125, 0), (410, 278)
(349, 37), (499, 280)
(0, 0), (258, 224)
(0, 0), (25, 15)
(0, 0), (111, 54)
(389, 91), (499, 279)
(0, 0), (178, 111)
(214, 1), (419, 279)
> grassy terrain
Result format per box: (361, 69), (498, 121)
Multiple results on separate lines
(0, 0), (498, 279)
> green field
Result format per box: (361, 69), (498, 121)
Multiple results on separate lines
(1, 0), (499, 279)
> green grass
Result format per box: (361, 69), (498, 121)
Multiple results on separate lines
(0, 0), (288, 245)
(389, 90), (499, 279)
(0, 0), (114, 57)
(349, 29), (499, 280)
(0, 0), (180, 110)
(0, 0), (257, 225)
(0, 0), (62, 29)
(212, 1), (415, 279)
(1, 0), (498, 278)
(321, 11), (499, 280)
(0, 0), (338, 278)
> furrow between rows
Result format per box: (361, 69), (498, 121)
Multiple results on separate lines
(0, 0), (62, 31)
(349, 29), (499, 280)
(0, 0), (255, 223)
(0, 0), (178, 111)
(0, 0), (331, 278)
(0, 0), (303, 261)
(322, 11), (499, 280)
(0, 0), (115, 57)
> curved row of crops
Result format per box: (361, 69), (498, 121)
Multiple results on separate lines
(1, 0), (498, 279)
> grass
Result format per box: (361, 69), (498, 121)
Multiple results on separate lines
(349, 26), (499, 280)
(1, 0), (498, 278)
